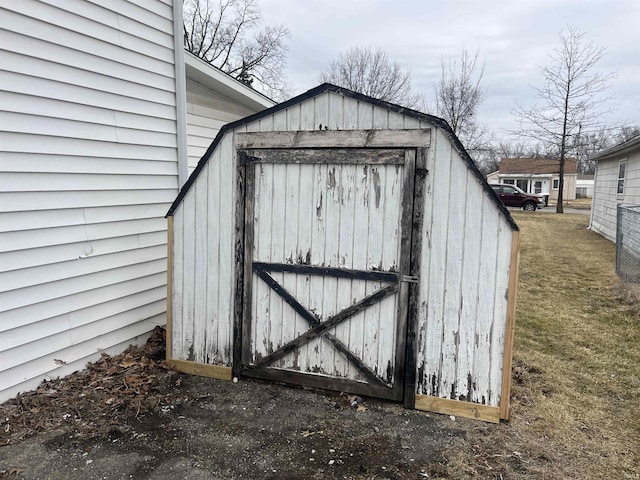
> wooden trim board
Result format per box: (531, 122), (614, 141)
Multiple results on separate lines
(166, 216), (173, 360)
(235, 130), (431, 149)
(500, 229), (521, 420)
(415, 395), (500, 423)
(168, 359), (233, 381)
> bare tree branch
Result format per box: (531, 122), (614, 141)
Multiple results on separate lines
(318, 46), (423, 109)
(183, 0), (291, 100)
(511, 26), (614, 212)
(434, 50), (489, 159)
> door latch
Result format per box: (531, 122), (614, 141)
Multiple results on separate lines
(401, 275), (419, 283)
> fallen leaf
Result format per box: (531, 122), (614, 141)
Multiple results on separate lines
(356, 405), (367, 412)
(9, 467), (25, 475)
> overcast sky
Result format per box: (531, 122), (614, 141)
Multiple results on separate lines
(260, 0), (639, 140)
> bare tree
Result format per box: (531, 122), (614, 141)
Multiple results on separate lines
(319, 46), (423, 109)
(435, 50), (488, 157)
(513, 26), (614, 212)
(183, 0), (290, 99)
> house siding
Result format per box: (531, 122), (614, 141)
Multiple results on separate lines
(591, 150), (640, 242)
(186, 79), (258, 174)
(0, 0), (180, 401)
(170, 90), (514, 408)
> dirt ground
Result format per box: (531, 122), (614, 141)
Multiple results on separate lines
(0, 328), (462, 480)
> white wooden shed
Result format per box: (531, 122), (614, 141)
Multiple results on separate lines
(166, 84), (520, 422)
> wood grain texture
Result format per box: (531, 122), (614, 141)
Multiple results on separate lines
(500, 230), (520, 420)
(415, 395), (500, 423)
(168, 359), (233, 381)
(235, 130), (431, 149)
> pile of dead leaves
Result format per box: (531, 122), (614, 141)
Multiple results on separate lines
(0, 327), (181, 446)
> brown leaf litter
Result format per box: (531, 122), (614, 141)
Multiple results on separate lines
(0, 327), (180, 446)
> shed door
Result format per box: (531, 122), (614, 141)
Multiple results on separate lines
(239, 148), (416, 401)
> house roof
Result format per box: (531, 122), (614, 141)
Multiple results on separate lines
(166, 83), (518, 231)
(590, 134), (640, 161)
(499, 157), (577, 175)
(184, 51), (275, 111)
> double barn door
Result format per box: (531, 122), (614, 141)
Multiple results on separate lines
(238, 144), (418, 401)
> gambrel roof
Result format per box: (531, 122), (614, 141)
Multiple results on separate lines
(167, 83), (517, 231)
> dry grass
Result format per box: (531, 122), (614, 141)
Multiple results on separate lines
(443, 212), (639, 479)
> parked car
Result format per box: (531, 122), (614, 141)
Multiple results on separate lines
(490, 184), (546, 211)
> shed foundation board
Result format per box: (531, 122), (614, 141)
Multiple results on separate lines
(415, 395), (500, 423)
(168, 359), (233, 381)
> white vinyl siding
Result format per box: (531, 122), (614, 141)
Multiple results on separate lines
(591, 151), (640, 242)
(186, 78), (258, 174)
(0, 0), (179, 401)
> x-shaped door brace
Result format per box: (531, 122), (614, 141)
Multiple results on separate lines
(251, 262), (399, 388)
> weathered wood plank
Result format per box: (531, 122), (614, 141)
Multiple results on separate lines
(240, 148), (406, 165)
(235, 129), (431, 149)
(218, 136), (234, 364)
(415, 395), (500, 423)
(241, 366), (399, 400)
(457, 169), (483, 401)
(180, 190), (196, 361)
(207, 151), (221, 365)
(252, 262), (398, 282)
(404, 148), (425, 407)
(169, 359), (233, 381)
(192, 167), (209, 363)
(241, 162), (255, 366)
(232, 152), (246, 377)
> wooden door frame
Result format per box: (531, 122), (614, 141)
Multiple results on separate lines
(231, 130), (429, 404)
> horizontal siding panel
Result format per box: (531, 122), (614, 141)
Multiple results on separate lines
(0, 317), (162, 399)
(187, 122), (225, 139)
(2, 14), (173, 79)
(0, 92), (177, 135)
(0, 258), (166, 311)
(0, 217), (166, 252)
(43, 0), (173, 49)
(0, 190), (175, 213)
(0, 153), (178, 175)
(1, 47), (175, 104)
(1, 273), (167, 332)
(0, 303), (165, 370)
(87, 0), (173, 34)
(0, 289), (165, 352)
(1, 172), (177, 192)
(1, 244), (167, 292)
(188, 134), (216, 149)
(187, 113), (229, 130)
(187, 94), (254, 121)
(0, 132), (178, 161)
(0, 231), (166, 272)
(0, 71), (177, 120)
(0, 112), (177, 147)
(125, 0), (174, 20)
(23, 0), (174, 51)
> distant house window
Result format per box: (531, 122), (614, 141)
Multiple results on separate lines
(618, 160), (626, 195)
(534, 181), (543, 194)
(552, 179), (559, 189)
(503, 179), (515, 185)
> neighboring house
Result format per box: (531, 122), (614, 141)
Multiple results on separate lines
(0, 1), (274, 402)
(486, 157), (577, 203)
(589, 135), (640, 242)
(576, 174), (594, 198)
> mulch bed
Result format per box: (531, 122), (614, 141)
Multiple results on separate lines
(0, 327), (180, 446)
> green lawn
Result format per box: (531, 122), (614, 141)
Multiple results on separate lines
(445, 212), (640, 479)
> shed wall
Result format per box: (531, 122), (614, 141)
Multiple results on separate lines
(591, 152), (640, 242)
(415, 128), (513, 407)
(170, 90), (514, 410)
(0, 0), (179, 401)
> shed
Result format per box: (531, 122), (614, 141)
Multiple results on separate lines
(166, 84), (520, 422)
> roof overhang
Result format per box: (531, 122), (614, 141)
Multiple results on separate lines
(184, 51), (275, 112)
(590, 134), (640, 162)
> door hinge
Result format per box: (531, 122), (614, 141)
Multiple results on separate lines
(401, 275), (419, 283)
